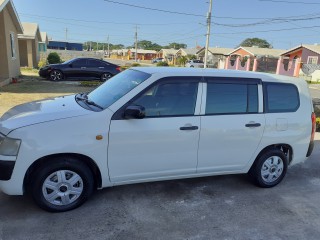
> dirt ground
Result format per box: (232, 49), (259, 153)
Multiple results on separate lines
(0, 72), (95, 116)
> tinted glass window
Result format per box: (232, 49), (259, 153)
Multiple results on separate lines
(265, 83), (299, 112)
(72, 59), (87, 67)
(206, 83), (258, 114)
(133, 82), (198, 117)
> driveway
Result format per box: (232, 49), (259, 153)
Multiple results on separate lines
(1, 135), (320, 240)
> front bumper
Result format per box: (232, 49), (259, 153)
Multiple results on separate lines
(0, 160), (15, 180)
(38, 69), (49, 78)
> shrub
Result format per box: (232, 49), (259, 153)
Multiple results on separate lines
(38, 58), (48, 68)
(316, 117), (320, 132)
(131, 63), (141, 67)
(156, 61), (169, 67)
(47, 52), (61, 64)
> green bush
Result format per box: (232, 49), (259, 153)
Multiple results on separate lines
(38, 58), (48, 68)
(131, 63), (141, 67)
(156, 61), (169, 67)
(47, 52), (61, 64)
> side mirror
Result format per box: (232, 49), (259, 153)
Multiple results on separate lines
(124, 105), (145, 119)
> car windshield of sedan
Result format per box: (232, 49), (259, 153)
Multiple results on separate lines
(87, 69), (151, 109)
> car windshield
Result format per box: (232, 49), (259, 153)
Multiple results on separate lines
(87, 69), (151, 109)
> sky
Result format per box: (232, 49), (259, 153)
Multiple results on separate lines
(13, 0), (320, 50)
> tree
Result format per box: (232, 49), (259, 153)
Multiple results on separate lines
(238, 38), (272, 48)
(187, 54), (197, 60)
(165, 42), (187, 49)
(177, 56), (188, 66)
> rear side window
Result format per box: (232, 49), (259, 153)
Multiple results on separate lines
(264, 83), (299, 113)
(206, 83), (258, 114)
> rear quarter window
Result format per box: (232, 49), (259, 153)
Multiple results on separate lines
(264, 83), (300, 113)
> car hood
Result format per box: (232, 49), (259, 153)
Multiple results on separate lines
(0, 95), (91, 135)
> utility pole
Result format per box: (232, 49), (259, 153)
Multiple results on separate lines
(135, 25), (138, 62)
(107, 35), (110, 58)
(97, 41), (99, 51)
(90, 41), (92, 51)
(65, 28), (68, 50)
(204, 0), (213, 69)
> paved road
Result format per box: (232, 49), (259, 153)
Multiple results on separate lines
(1, 135), (320, 240)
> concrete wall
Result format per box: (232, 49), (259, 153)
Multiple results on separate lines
(0, 10), (9, 81)
(18, 39), (28, 67)
(0, 6), (20, 86)
(40, 49), (104, 61)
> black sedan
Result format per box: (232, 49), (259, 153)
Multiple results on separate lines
(39, 58), (121, 81)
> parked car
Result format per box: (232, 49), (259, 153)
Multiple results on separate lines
(185, 59), (204, 68)
(152, 57), (164, 64)
(39, 58), (121, 81)
(0, 68), (315, 212)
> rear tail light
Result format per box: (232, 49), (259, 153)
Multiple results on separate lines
(116, 67), (121, 72)
(307, 112), (316, 157)
(311, 112), (316, 142)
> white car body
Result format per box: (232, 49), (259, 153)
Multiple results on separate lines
(0, 68), (314, 210)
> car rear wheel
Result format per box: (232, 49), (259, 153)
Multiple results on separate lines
(248, 149), (288, 188)
(49, 70), (63, 81)
(100, 72), (112, 82)
(30, 156), (94, 212)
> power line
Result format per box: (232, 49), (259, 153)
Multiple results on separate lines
(215, 24), (320, 35)
(259, 0), (320, 4)
(19, 13), (195, 26)
(103, 0), (205, 17)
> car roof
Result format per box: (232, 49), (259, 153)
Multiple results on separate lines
(132, 67), (305, 84)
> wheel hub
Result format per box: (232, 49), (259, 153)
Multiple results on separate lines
(59, 185), (68, 193)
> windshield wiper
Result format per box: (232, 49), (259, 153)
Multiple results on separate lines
(76, 93), (103, 110)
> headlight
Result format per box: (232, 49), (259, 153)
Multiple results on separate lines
(0, 133), (21, 156)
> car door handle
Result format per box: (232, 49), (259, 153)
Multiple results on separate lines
(245, 123), (261, 128)
(81, 67), (86, 69)
(180, 126), (199, 130)
(98, 67), (104, 69)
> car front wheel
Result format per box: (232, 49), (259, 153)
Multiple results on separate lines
(30, 156), (94, 212)
(49, 70), (63, 81)
(249, 149), (288, 188)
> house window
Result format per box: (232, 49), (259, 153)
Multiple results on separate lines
(10, 32), (16, 59)
(307, 56), (318, 65)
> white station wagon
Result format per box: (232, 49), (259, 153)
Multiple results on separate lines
(0, 68), (315, 212)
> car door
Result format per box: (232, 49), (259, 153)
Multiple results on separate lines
(197, 77), (265, 173)
(108, 77), (202, 183)
(87, 59), (104, 79)
(67, 58), (88, 79)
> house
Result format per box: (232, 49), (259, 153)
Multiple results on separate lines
(157, 48), (178, 65)
(0, 0), (23, 87)
(175, 48), (200, 58)
(197, 47), (234, 69)
(18, 22), (41, 68)
(39, 32), (48, 52)
(276, 44), (320, 77)
(110, 49), (129, 60)
(225, 46), (284, 73)
(47, 40), (83, 51)
(127, 49), (157, 61)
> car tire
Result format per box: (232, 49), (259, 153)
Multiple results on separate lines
(190, 65), (194, 68)
(30, 156), (94, 212)
(248, 149), (288, 188)
(100, 72), (112, 82)
(49, 70), (63, 81)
